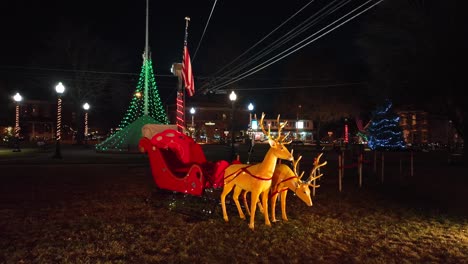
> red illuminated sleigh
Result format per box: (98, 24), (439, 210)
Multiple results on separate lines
(139, 128), (230, 196)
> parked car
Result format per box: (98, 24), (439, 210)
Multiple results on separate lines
(291, 140), (305, 146)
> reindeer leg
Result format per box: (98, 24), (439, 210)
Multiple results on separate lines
(280, 191), (288, 221)
(261, 190), (271, 227)
(242, 190), (251, 216)
(249, 191), (260, 230)
(257, 199), (264, 214)
(221, 183), (234, 222)
(270, 193), (279, 222)
(233, 186), (246, 220)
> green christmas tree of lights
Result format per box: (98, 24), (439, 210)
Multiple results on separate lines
(95, 58), (169, 152)
(367, 99), (406, 151)
(118, 59), (169, 129)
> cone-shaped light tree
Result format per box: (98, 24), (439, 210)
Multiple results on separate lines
(367, 99), (406, 151)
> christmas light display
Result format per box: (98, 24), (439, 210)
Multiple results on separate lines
(83, 102), (90, 137)
(367, 100), (406, 151)
(96, 59), (169, 152)
(117, 59), (169, 129)
(12, 92), (22, 152)
(97, 0), (169, 152)
(53, 82), (65, 159)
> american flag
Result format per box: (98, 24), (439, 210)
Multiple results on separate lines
(182, 46), (194, 96)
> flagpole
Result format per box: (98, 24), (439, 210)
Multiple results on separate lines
(143, 0), (149, 116)
(183, 17), (190, 132)
(176, 17), (191, 133)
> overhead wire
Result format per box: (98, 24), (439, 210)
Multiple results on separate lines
(207, 0), (379, 92)
(205, 0), (383, 93)
(192, 0), (218, 64)
(0, 65), (176, 77)
(202, 0), (350, 93)
(233, 82), (367, 91)
(200, 0), (316, 91)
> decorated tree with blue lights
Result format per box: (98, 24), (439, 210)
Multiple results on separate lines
(367, 99), (406, 151)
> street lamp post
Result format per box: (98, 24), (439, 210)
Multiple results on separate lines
(190, 107), (196, 139)
(53, 82), (65, 159)
(229, 91), (237, 161)
(247, 102), (254, 164)
(248, 103), (254, 126)
(83, 102), (90, 147)
(12, 92), (22, 152)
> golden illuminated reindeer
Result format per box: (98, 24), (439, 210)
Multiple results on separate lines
(220, 113), (293, 230)
(269, 153), (327, 222)
(241, 153), (327, 222)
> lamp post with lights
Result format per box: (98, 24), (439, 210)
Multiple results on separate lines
(53, 82), (65, 159)
(229, 91), (237, 161)
(190, 107), (196, 139)
(247, 102), (255, 164)
(83, 102), (90, 146)
(12, 92), (22, 152)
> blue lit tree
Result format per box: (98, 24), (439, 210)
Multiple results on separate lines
(367, 99), (406, 151)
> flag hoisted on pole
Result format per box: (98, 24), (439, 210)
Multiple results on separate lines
(182, 17), (195, 97)
(176, 17), (195, 133)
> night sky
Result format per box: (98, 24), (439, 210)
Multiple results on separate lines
(2, 0), (463, 126)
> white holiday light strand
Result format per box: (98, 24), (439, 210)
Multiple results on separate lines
(15, 104), (20, 137)
(57, 97), (62, 141)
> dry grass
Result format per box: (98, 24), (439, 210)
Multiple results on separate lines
(0, 157), (467, 263)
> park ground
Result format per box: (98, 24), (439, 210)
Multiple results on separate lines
(0, 144), (467, 263)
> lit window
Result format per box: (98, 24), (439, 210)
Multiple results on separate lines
(251, 120), (258, 130)
(296, 121), (304, 129)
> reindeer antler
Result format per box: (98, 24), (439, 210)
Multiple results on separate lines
(259, 112), (271, 140)
(303, 152), (327, 185)
(314, 153), (324, 167)
(292, 154), (305, 180)
(259, 112), (291, 143)
(307, 159), (327, 184)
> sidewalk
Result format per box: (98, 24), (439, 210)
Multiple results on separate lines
(0, 144), (148, 165)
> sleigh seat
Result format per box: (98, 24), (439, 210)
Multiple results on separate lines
(139, 128), (229, 196)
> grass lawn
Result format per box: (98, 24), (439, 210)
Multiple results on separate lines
(0, 151), (467, 263)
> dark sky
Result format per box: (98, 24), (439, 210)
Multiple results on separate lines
(1, 0), (375, 118)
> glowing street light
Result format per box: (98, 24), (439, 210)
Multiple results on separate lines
(229, 91), (237, 161)
(247, 102), (255, 164)
(83, 102), (90, 145)
(247, 102), (254, 127)
(12, 92), (22, 152)
(189, 107), (196, 139)
(190, 107), (195, 127)
(53, 82), (65, 159)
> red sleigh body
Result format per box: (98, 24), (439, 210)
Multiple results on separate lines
(139, 129), (229, 196)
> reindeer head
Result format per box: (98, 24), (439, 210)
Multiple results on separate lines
(290, 155), (313, 206)
(259, 112), (293, 162)
(293, 153), (328, 206)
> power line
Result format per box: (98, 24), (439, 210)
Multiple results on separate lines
(192, 0), (218, 64)
(201, 0), (316, 86)
(208, 0), (383, 92)
(0, 65), (175, 77)
(235, 82), (367, 91)
(203, 0), (349, 92)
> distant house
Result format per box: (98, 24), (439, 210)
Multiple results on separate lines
(5, 99), (76, 143)
(396, 106), (458, 146)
